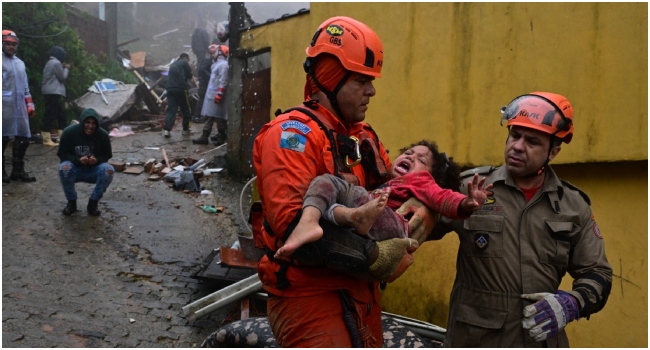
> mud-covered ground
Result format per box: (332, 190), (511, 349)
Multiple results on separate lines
(2, 122), (255, 347)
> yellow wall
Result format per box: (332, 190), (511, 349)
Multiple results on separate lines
(239, 2), (648, 347)
(308, 3), (648, 166)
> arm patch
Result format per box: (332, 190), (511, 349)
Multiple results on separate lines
(280, 131), (306, 153)
(281, 121), (312, 134)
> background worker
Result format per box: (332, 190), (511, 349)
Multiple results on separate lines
(192, 44), (229, 146)
(162, 53), (193, 138)
(2, 29), (36, 183)
(190, 19), (211, 77)
(57, 108), (114, 216)
(191, 43), (215, 124)
(253, 16), (423, 347)
(41, 45), (70, 147)
(430, 92), (612, 347)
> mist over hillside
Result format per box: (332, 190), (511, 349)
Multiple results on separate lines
(70, 2), (308, 63)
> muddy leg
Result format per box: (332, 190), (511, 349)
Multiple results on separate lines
(332, 188), (391, 235)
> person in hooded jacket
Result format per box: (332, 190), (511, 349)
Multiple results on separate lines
(2, 29), (36, 183)
(57, 108), (114, 216)
(192, 44), (228, 146)
(41, 45), (70, 147)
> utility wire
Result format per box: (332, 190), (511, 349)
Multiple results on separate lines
(14, 26), (70, 39)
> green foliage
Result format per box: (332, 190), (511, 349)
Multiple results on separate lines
(2, 3), (135, 132)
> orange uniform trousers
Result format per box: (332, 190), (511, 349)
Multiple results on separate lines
(267, 290), (382, 348)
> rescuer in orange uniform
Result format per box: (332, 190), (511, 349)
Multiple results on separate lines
(252, 16), (423, 347)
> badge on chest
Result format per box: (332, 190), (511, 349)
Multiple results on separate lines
(475, 233), (489, 252)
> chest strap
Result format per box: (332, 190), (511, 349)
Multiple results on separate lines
(278, 102), (389, 188)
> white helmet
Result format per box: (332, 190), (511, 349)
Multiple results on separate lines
(216, 21), (229, 43)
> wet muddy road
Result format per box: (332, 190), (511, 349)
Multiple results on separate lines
(2, 124), (254, 347)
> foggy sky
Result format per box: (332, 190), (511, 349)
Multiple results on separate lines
(245, 2), (309, 23)
(72, 2), (310, 25)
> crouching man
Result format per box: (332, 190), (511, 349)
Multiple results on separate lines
(57, 108), (114, 216)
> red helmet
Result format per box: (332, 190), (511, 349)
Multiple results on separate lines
(217, 45), (229, 58)
(501, 92), (574, 143)
(209, 44), (228, 58)
(2, 30), (19, 44)
(305, 16), (383, 78)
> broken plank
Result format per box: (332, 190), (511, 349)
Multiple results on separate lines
(123, 167), (144, 175)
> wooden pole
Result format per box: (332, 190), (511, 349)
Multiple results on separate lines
(132, 70), (163, 104)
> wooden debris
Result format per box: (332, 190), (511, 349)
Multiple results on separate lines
(123, 167), (144, 175)
(109, 161), (126, 172)
(129, 51), (146, 69)
(144, 158), (156, 173)
(161, 148), (170, 169)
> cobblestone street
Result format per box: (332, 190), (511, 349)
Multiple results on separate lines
(2, 124), (251, 347)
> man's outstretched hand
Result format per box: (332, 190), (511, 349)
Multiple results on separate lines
(396, 197), (439, 244)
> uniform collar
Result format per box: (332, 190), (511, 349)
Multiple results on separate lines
(497, 165), (566, 207)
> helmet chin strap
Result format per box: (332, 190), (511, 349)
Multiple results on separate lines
(523, 135), (556, 178)
(523, 162), (547, 178)
(307, 66), (352, 123)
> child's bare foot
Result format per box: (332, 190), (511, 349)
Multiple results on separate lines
(334, 188), (391, 235)
(275, 209), (324, 259)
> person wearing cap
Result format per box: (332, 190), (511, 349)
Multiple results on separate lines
(162, 53), (193, 138)
(2, 29), (36, 183)
(192, 44), (229, 146)
(57, 108), (114, 216)
(41, 45), (70, 147)
(430, 92), (612, 347)
(252, 16), (438, 347)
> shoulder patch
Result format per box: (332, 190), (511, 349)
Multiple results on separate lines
(460, 166), (495, 179)
(560, 179), (591, 205)
(281, 120), (311, 135)
(280, 131), (306, 153)
(283, 110), (312, 124)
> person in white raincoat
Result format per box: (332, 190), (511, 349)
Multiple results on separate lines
(2, 30), (36, 183)
(192, 44), (229, 146)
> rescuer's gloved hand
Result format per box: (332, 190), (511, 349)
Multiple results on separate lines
(521, 290), (580, 342)
(369, 237), (418, 282)
(396, 197), (439, 244)
(214, 87), (225, 104)
(25, 97), (35, 118)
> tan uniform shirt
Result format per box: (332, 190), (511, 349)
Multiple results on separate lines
(431, 165), (612, 347)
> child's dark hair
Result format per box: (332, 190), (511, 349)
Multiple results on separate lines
(398, 140), (461, 192)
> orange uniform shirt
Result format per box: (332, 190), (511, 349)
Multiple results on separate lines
(252, 102), (392, 299)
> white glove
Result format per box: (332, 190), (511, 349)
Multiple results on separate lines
(521, 290), (580, 342)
